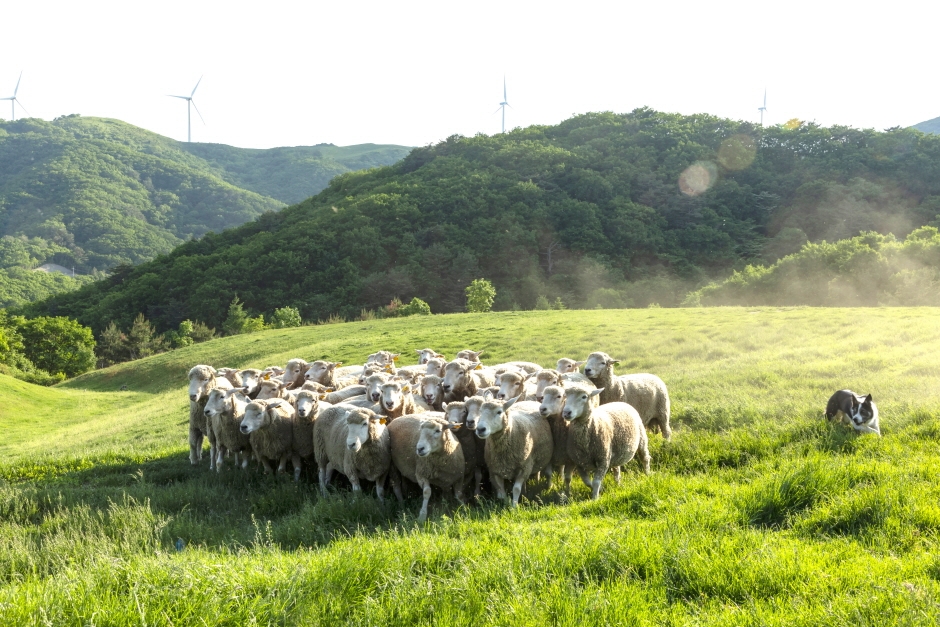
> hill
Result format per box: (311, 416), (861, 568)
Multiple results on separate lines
(24, 109), (940, 334)
(1, 308), (939, 623)
(0, 115), (410, 308)
(912, 116), (940, 134)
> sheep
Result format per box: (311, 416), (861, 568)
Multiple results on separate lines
(314, 405), (355, 487)
(556, 358), (584, 374)
(456, 349), (484, 363)
(235, 368), (265, 398)
(240, 398), (300, 478)
(334, 364), (364, 380)
(215, 367), (243, 388)
(442, 358), (489, 400)
(538, 385), (575, 492)
(367, 351), (400, 366)
(462, 395), (488, 432)
(412, 418), (468, 521)
(583, 352), (672, 440)
(203, 387), (253, 472)
(387, 414), (463, 521)
(491, 361), (543, 375)
(442, 401), (486, 498)
(562, 389), (650, 500)
(415, 348), (445, 365)
(319, 407), (391, 501)
(425, 357), (447, 378)
(396, 364), (428, 381)
(187, 365), (233, 465)
(357, 362), (390, 385)
(322, 385), (368, 405)
(256, 379), (291, 400)
(475, 397), (553, 506)
(532, 369), (596, 403)
(419, 374), (448, 411)
(495, 371), (538, 401)
(282, 358), (312, 389)
(305, 360), (358, 390)
(379, 379), (424, 420)
(262, 365), (285, 378)
(364, 372), (394, 403)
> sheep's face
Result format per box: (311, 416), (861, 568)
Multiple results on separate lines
(456, 350), (483, 363)
(425, 358), (446, 378)
(188, 366), (216, 402)
(421, 376), (443, 407)
(540, 386), (565, 418)
(381, 382), (409, 412)
(238, 369), (263, 396)
(240, 402), (269, 434)
(346, 410), (382, 452)
(497, 373), (524, 401)
(443, 402), (468, 426)
(534, 371), (562, 402)
(203, 388), (229, 421)
(442, 362), (472, 394)
(583, 352), (617, 380)
(367, 351), (398, 366)
(366, 374), (391, 403)
(475, 401), (509, 439)
(295, 392), (318, 419)
(256, 381), (285, 400)
(464, 398), (485, 430)
(556, 359), (584, 374)
(416, 421), (448, 457)
(283, 359), (310, 386)
(562, 391), (595, 422)
(304, 361), (335, 385)
(416, 348), (439, 365)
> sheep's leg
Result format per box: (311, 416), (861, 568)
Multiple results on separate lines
(189, 427), (203, 465)
(659, 417), (672, 442)
(639, 432), (651, 474)
(591, 466), (608, 500)
(318, 464), (332, 497)
(418, 480), (432, 522)
(578, 468), (592, 489)
(510, 479), (524, 507)
(375, 473), (388, 503)
(454, 484), (466, 505)
(276, 456), (288, 475)
(390, 469), (404, 503)
(563, 465), (573, 496)
(292, 454), (302, 482)
(542, 464), (553, 485)
(349, 472), (362, 493)
(260, 457), (274, 474)
(612, 466), (622, 484)
(473, 468), (483, 498)
(491, 474), (507, 502)
(215, 445), (227, 472)
(206, 430), (217, 471)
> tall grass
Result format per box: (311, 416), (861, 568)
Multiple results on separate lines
(1, 307), (940, 624)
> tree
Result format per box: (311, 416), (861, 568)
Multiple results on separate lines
(164, 319), (195, 349)
(189, 321), (217, 343)
(270, 306), (302, 328)
(97, 321), (127, 367)
(465, 278), (496, 313)
(399, 297), (432, 316)
(126, 313), (165, 360)
(17, 316), (96, 378)
(222, 296), (249, 336)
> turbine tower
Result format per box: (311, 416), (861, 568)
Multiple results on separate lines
(495, 76), (510, 133)
(1, 72), (27, 121)
(168, 76), (204, 142)
(758, 89), (767, 126)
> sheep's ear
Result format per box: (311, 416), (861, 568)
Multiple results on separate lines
(524, 371), (538, 380)
(503, 395), (520, 411)
(590, 388), (604, 398)
(442, 402), (448, 411)
(575, 361), (585, 367)
(392, 354), (400, 362)
(402, 384), (411, 394)
(482, 389), (494, 400)
(415, 349), (422, 354)
(435, 353), (445, 358)
(608, 359), (621, 366)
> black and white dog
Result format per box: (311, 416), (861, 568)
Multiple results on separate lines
(825, 389), (880, 436)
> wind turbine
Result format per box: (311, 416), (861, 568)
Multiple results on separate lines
(758, 89), (767, 126)
(1, 72), (28, 121)
(168, 76), (204, 142)
(495, 76), (511, 133)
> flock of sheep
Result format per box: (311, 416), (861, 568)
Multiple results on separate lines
(187, 349), (672, 520)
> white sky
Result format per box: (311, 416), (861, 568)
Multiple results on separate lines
(3, 0), (937, 149)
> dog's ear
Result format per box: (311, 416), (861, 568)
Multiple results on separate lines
(864, 393), (873, 403)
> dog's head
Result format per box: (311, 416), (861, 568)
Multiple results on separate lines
(851, 393), (876, 425)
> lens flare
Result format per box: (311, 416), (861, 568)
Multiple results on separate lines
(718, 134), (757, 171)
(679, 161), (717, 196)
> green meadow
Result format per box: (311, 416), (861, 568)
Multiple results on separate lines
(2, 307), (940, 625)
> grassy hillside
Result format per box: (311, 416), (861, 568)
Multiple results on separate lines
(30, 109), (940, 333)
(913, 116), (940, 135)
(0, 116), (410, 308)
(2, 308), (940, 624)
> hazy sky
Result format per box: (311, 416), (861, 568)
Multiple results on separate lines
(3, 0), (936, 149)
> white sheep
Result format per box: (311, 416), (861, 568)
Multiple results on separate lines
(556, 358), (584, 374)
(379, 380), (423, 420)
(495, 371), (538, 401)
(442, 401), (486, 498)
(583, 352), (672, 440)
(538, 384), (575, 492)
(415, 348), (445, 365)
(187, 365), (233, 466)
(255, 379), (291, 400)
(305, 360), (358, 390)
(412, 418), (468, 521)
(562, 389), (651, 500)
(367, 351), (400, 366)
(491, 361), (542, 375)
(387, 414), (463, 521)
(425, 357), (447, 378)
(531, 369), (597, 404)
(419, 374), (448, 411)
(203, 387), (253, 472)
(442, 358), (495, 400)
(282, 358), (312, 389)
(240, 398), (300, 478)
(456, 349), (484, 363)
(364, 372), (393, 403)
(475, 397), (554, 506)
(320, 407), (391, 501)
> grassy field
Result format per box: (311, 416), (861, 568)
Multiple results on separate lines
(2, 307), (940, 625)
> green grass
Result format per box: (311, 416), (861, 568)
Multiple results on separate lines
(2, 307), (940, 625)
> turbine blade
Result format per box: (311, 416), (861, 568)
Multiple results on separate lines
(14, 98), (29, 116)
(493, 105), (503, 115)
(14, 71), (22, 97)
(191, 75), (203, 98)
(503, 76), (507, 102)
(168, 95), (189, 100)
(191, 99), (206, 125)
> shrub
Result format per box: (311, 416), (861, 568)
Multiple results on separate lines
(466, 278), (496, 313)
(399, 297), (432, 317)
(270, 306), (302, 329)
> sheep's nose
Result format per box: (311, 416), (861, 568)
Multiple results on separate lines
(371, 393), (380, 401)
(563, 411), (572, 421)
(417, 446), (428, 456)
(475, 427), (486, 437)
(240, 425), (248, 434)
(536, 396), (543, 402)
(539, 407), (548, 416)
(442, 384), (451, 392)
(189, 394), (197, 402)
(497, 393), (505, 399)
(385, 401), (394, 409)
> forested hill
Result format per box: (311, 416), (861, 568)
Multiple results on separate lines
(912, 116), (940, 135)
(24, 109), (940, 333)
(0, 115), (410, 307)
